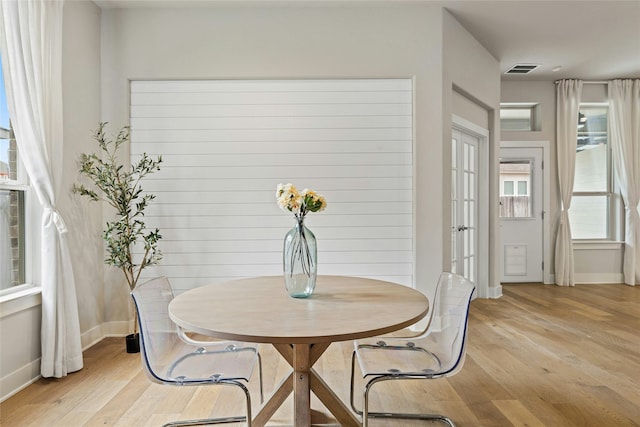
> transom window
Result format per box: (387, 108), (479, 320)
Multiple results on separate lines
(500, 102), (540, 132)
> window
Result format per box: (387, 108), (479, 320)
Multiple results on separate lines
(503, 181), (514, 195)
(517, 181), (528, 196)
(499, 160), (532, 218)
(569, 105), (613, 240)
(0, 53), (27, 290)
(500, 103), (540, 131)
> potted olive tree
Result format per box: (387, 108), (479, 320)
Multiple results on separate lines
(73, 122), (162, 353)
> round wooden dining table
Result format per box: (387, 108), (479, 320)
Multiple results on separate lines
(168, 275), (429, 427)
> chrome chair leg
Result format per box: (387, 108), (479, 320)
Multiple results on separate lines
(163, 416), (246, 427)
(162, 381), (252, 427)
(350, 351), (456, 427)
(257, 352), (264, 404)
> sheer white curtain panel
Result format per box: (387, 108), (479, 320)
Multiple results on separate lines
(609, 79), (640, 286)
(0, 0), (83, 377)
(554, 79), (583, 287)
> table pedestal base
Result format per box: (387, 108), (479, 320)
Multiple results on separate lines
(252, 343), (361, 427)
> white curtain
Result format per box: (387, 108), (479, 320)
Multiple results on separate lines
(555, 79), (583, 287)
(609, 79), (640, 286)
(0, 0), (83, 377)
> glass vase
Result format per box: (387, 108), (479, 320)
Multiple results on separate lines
(283, 217), (317, 298)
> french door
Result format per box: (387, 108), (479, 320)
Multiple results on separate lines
(451, 127), (479, 284)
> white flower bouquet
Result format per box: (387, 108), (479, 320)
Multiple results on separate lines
(276, 183), (327, 221)
(276, 183), (327, 297)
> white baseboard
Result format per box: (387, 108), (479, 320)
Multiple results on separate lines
(101, 320), (134, 337)
(81, 324), (106, 350)
(0, 358), (41, 403)
(573, 273), (624, 284)
(487, 284), (503, 299)
(81, 320), (133, 349)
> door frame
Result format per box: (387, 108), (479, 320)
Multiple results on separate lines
(452, 115), (489, 298)
(500, 141), (552, 284)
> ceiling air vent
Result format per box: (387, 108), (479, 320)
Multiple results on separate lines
(505, 64), (540, 75)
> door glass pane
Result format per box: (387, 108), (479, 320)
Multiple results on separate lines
(469, 173), (475, 198)
(469, 201), (475, 227)
(500, 160), (532, 218)
(464, 171), (469, 198)
(464, 200), (469, 227)
(451, 170), (456, 199)
(464, 144), (469, 170)
(469, 144), (475, 170)
(569, 195), (609, 239)
(452, 138), (457, 167)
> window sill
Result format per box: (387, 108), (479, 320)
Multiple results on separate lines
(0, 285), (42, 318)
(572, 241), (624, 250)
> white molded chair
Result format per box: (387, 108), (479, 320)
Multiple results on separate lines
(131, 276), (263, 427)
(350, 272), (475, 427)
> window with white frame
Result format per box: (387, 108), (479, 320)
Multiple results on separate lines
(499, 160), (532, 218)
(500, 102), (540, 131)
(569, 105), (614, 240)
(0, 53), (27, 290)
(501, 180), (528, 196)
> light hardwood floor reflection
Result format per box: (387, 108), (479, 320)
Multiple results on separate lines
(1, 284), (639, 426)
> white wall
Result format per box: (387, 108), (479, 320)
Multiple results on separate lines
(0, 0), (103, 401)
(100, 4), (448, 319)
(501, 81), (624, 283)
(442, 10), (501, 297)
(98, 2), (502, 322)
(61, 0), (104, 348)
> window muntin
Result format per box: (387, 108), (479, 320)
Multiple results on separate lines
(570, 105), (612, 240)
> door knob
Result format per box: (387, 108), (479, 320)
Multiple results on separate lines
(457, 225), (469, 231)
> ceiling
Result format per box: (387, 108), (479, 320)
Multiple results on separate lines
(94, 0), (640, 81)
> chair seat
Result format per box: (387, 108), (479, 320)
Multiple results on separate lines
(161, 342), (258, 384)
(353, 337), (448, 378)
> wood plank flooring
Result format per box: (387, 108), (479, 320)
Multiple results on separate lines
(1, 283), (639, 426)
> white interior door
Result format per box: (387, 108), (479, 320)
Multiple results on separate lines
(499, 147), (544, 283)
(451, 128), (479, 285)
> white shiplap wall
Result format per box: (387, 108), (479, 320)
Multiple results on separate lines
(130, 79), (413, 293)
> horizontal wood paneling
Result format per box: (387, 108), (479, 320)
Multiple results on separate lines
(130, 79), (413, 292)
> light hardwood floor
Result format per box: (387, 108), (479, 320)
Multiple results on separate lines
(1, 284), (639, 426)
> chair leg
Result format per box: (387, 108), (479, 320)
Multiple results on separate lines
(163, 416), (246, 427)
(257, 352), (264, 404)
(162, 381), (253, 427)
(350, 351), (456, 427)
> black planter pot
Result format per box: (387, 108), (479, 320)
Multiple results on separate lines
(126, 333), (140, 353)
